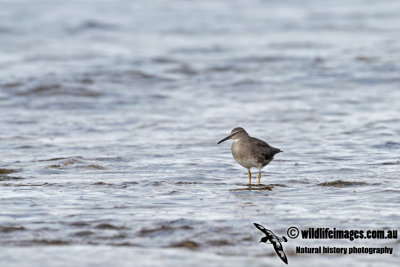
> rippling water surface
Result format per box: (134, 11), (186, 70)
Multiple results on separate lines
(1, 0), (400, 266)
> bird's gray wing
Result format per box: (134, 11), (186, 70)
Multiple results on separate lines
(254, 223), (276, 239)
(272, 240), (288, 264)
(254, 223), (268, 234)
(251, 138), (281, 162)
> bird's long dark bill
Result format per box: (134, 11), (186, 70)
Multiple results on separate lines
(217, 133), (235, 144)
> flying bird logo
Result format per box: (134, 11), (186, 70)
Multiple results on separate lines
(254, 223), (288, 264)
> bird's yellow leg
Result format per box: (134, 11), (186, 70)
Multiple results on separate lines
(258, 171), (261, 185)
(248, 169), (252, 185)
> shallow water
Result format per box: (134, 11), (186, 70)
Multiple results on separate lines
(1, 0), (400, 266)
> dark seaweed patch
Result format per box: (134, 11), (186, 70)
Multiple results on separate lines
(1, 183), (51, 187)
(95, 223), (126, 230)
(381, 161), (400, 165)
(230, 184), (274, 191)
(29, 239), (70, 245)
(318, 180), (369, 187)
(169, 240), (199, 248)
(86, 165), (106, 170)
(139, 225), (174, 236)
(74, 231), (94, 237)
(38, 157), (68, 162)
(93, 182), (113, 186)
(0, 176), (24, 181)
(69, 221), (90, 227)
(0, 226), (26, 233)
(46, 158), (105, 170)
(119, 181), (139, 188)
(109, 242), (139, 246)
(175, 181), (201, 185)
(288, 179), (312, 184)
(207, 239), (232, 246)
(0, 168), (17, 174)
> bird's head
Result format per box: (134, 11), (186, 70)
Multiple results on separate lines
(260, 236), (269, 243)
(217, 127), (248, 144)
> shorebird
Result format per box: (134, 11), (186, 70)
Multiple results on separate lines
(217, 127), (281, 185)
(254, 223), (288, 264)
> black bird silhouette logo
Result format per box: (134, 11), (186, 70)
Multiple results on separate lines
(254, 223), (288, 264)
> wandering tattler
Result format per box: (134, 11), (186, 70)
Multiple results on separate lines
(217, 127), (282, 185)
